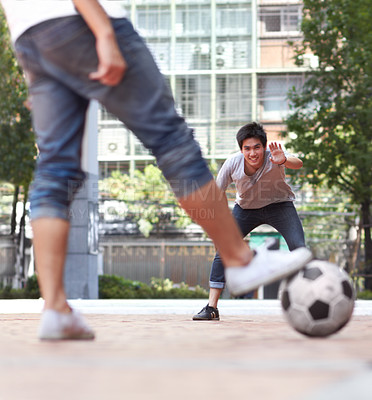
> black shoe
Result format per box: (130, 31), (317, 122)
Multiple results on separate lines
(192, 304), (220, 321)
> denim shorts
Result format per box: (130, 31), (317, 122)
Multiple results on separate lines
(15, 16), (212, 220)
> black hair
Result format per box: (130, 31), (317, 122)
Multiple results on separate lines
(236, 122), (267, 150)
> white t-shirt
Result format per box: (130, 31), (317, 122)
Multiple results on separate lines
(217, 150), (296, 209)
(1, 0), (127, 42)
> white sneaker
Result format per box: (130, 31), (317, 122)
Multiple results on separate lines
(38, 309), (95, 340)
(225, 245), (313, 296)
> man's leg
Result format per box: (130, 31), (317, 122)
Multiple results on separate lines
(32, 217), (95, 340)
(192, 287), (222, 321)
(178, 181), (253, 268)
(15, 28), (95, 339)
(32, 218), (71, 313)
(264, 202), (306, 250)
(28, 80), (88, 317)
(208, 288), (223, 308)
(193, 204), (260, 320)
(193, 249), (224, 320)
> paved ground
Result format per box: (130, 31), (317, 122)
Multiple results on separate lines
(0, 299), (371, 400)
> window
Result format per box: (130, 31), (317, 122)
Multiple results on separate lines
(136, 8), (171, 37)
(216, 7), (251, 36)
(258, 74), (304, 121)
(176, 7), (211, 36)
(216, 74), (251, 120)
(175, 76), (211, 119)
(260, 5), (302, 37)
(215, 74), (252, 154)
(146, 41), (171, 71)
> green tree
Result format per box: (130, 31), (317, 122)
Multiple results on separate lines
(99, 165), (192, 237)
(0, 8), (36, 234)
(283, 0), (372, 288)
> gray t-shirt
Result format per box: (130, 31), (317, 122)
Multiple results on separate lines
(216, 150), (296, 209)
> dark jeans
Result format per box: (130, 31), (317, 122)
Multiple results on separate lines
(209, 201), (305, 289)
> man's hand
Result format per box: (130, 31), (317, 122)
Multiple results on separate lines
(269, 142), (286, 165)
(73, 0), (127, 86)
(89, 35), (127, 86)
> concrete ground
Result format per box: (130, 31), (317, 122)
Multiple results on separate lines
(0, 299), (371, 400)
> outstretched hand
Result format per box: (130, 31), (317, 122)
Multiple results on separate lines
(269, 142), (286, 165)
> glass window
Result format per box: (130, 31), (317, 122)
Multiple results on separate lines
(216, 7), (251, 36)
(214, 122), (243, 155)
(216, 74), (251, 120)
(146, 41), (171, 71)
(258, 74), (304, 121)
(215, 74), (252, 155)
(176, 7), (211, 36)
(136, 8), (171, 37)
(174, 76), (211, 119)
(259, 5), (301, 36)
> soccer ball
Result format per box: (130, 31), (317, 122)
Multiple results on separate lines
(280, 260), (355, 337)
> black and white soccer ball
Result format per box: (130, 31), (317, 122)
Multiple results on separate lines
(280, 260), (355, 337)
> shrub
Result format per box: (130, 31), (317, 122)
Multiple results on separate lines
(357, 290), (372, 300)
(150, 277), (208, 299)
(0, 274), (209, 299)
(24, 275), (41, 298)
(0, 275), (41, 299)
(99, 275), (208, 299)
(0, 285), (22, 299)
(99, 275), (153, 299)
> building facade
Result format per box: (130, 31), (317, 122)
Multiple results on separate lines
(98, 0), (307, 178)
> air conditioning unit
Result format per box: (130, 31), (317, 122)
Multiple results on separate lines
(216, 45), (224, 55)
(107, 142), (118, 152)
(216, 58), (225, 68)
(194, 43), (209, 55)
(302, 54), (319, 68)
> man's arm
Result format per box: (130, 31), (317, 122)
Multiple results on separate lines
(268, 142), (303, 170)
(72, 0), (127, 86)
(216, 158), (233, 192)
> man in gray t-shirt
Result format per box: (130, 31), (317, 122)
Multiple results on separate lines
(193, 122), (306, 321)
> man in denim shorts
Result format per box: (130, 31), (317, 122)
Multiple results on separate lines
(1, 0), (312, 340)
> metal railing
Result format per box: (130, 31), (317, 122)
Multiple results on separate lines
(100, 240), (216, 289)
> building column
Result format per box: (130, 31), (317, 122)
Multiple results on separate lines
(64, 101), (99, 299)
(251, 0), (258, 121)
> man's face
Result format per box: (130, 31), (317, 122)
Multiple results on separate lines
(241, 137), (266, 170)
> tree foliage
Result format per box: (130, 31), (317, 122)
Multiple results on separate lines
(0, 9), (36, 188)
(283, 0), (372, 286)
(99, 165), (192, 237)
